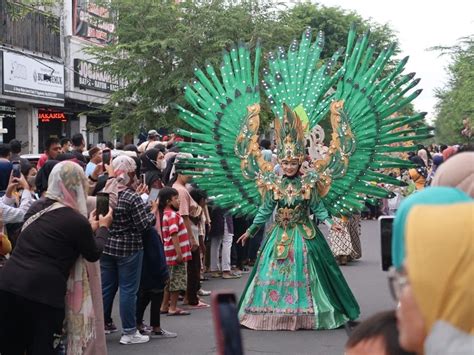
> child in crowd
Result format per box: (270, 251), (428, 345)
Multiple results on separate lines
(159, 187), (192, 316)
(136, 224), (177, 338)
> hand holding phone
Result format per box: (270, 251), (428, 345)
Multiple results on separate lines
(98, 207), (113, 229)
(212, 292), (243, 355)
(102, 149), (111, 168)
(96, 193), (110, 221)
(12, 161), (21, 179)
(379, 216), (394, 271)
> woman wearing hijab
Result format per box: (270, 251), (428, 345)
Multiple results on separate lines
(417, 148), (430, 168)
(390, 187), (473, 354)
(140, 147), (167, 174)
(408, 156), (427, 190)
(426, 155), (443, 186)
(432, 152), (474, 197)
(0, 161), (113, 355)
(100, 155), (156, 345)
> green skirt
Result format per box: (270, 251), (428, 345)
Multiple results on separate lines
(238, 226), (360, 330)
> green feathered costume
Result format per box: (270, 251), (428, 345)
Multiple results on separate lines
(174, 26), (432, 330)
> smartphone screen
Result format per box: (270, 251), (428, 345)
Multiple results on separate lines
(102, 149), (111, 166)
(379, 216), (394, 271)
(12, 162), (21, 178)
(212, 292), (243, 355)
(148, 188), (160, 202)
(96, 192), (110, 220)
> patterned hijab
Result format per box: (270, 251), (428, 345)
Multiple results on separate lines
(45, 161), (88, 217)
(45, 161), (95, 354)
(112, 155), (137, 191)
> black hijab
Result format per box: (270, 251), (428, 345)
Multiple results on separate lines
(140, 148), (164, 173)
(35, 160), (59, 196)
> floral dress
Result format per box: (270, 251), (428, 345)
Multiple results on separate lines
(238, 173), (360, 330)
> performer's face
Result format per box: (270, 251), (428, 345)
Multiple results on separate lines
(281, 159), (300, 177)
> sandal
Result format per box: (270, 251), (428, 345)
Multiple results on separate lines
(160, 310), (169, 314)
(186, 301), (210, 309)
(167, 309), (191, 316)
(222, 272), (242, 279)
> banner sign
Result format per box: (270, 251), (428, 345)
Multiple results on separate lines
(73, 59), (123, 93)
(1, 51), (65, 104)
(73, 0), (115, 44)
(38, 109), (68, 123)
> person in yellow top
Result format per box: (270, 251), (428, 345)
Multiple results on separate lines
(408, 156), (427, 190)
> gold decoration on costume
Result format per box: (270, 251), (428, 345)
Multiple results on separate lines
(235, 104), (274, 180)
(277, 245), (285, 256)
(313, 100), (355, 198)
(302, 224), (311, 236)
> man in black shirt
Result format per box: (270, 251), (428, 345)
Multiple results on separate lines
(71, 133), (87, 164)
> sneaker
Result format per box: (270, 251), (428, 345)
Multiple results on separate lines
(150, 329), (178, 339)
(138, 323), (153, 335)
(239, 266), (251, 274)
(105, 322), (118, 334)
(198, 289), (211, 296)
(120, 330), (150, 345)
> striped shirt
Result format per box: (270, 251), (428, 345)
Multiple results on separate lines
(162, 208), (192, 266)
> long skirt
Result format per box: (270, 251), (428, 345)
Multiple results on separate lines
(328, 215), (362, 260)
(238, 227), (359, 331)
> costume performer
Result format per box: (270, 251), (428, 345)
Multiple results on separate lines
(329, 214), (362, 265)
(172, 26), (431, 331)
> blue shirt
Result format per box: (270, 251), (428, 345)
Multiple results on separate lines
(85, 162), (97, 177)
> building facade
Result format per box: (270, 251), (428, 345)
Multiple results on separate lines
(0, 0), (117, 153)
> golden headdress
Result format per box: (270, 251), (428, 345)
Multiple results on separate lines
(274, 104), (306, 163)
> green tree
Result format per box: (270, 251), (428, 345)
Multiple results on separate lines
(88, 0), (399, 134)
(433, 36), (474, 144)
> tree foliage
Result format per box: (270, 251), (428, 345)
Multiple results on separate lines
(88, 0), (399, 134)
(433, 36), (474, 144)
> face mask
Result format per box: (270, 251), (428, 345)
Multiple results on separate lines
(156, 159), (167, 171)
(27, 176), (36, 188)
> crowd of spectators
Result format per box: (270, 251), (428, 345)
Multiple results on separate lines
(0, 132), (472, 354)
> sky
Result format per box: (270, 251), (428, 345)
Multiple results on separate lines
(284, 0), (474, 122)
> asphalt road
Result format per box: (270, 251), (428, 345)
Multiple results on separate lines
(107, 220), (395, 355)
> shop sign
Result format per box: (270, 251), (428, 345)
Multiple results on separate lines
(1, 51), (65, 104)
(73, 59), (122, 93)
(38, 110), (67, 123)
(73, 0), (115, 44)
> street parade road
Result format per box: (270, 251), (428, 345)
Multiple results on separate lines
(107, 220), (394, 355)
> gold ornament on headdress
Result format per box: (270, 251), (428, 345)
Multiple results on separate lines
(275, 104), (306, 163)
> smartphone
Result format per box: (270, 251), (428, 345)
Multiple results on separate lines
(379, 216), (394, 271)
(212, 292), (243, 355)
(148, 187), (160, 203)
(102, 149), (111, 167)
(141, 173), (146, 185)
(12, 161), (21, 179)
(96, 192), (110, 220)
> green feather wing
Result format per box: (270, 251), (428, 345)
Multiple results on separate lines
(319, 26), (433, 216)
(174, 41), (263, 217)
(262, 27), (342, 127)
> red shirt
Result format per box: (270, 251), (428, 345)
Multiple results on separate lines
(36, 154), (48, 170)
(161, 207), (192, 266)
